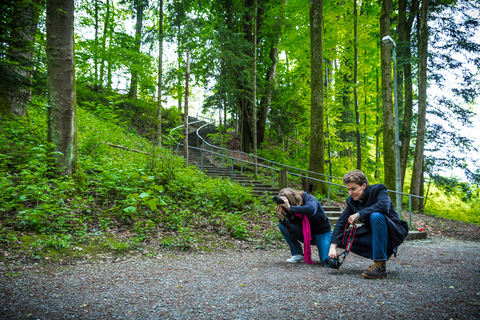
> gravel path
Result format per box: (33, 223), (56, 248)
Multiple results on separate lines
(1, 237), (479, 319)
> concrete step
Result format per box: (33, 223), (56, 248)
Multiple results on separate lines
(325, 211), (342, 217)
(405, 230), (428, 240)
(323, 206), (341, 212)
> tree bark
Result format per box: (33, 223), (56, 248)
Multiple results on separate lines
(399, 0), (418, 190)
(129, 0), (144, 100)
(46, 0), (78, 175)
(183, 49), (190, 163)
(375, 68), (380, 179)
(257, 0), (286, 146)
(411, 0), (429, 211)
(353, 0), (361, 170)
(308, 0), (326, 194)
(239, 0), (254, 154)
(156, 0), (163, 146)
(253, 0), (258, 173)
(380, 0), (395, 195)
(99, 0), (111, 88)
(7, 0), (42, 116)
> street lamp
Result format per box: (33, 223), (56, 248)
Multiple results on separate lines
(382, 35), (402, 217)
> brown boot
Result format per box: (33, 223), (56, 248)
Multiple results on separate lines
(362, 261), (387, 279)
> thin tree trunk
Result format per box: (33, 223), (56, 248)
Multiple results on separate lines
(308, 0), (326, 194)
(129, 0), (144, 100)
(411, 0), (429, 211)
(106, 0), (114, 89)
(177, 33), (183, 111)
(99, 0), (110, 88)
(156, 0), (163, 146)
(94, 0), (99, 86)
(46, 0), (78, 175)
(253, 0), (258, 174)
(257, 0), (285, 146)
(183, 49), (190, 163)
(8, 0), (42, 116)
(353, 0), (361, 170)
(375, 68), (380, 179)
(399, 0), (418, 190)
(380, 0), (395, 195)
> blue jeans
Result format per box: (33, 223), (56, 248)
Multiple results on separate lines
(370, 212), (388, 261)
(279, 224), (332, 265)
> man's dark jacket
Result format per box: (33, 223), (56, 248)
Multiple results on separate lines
(331, 184), (409, 256)
(280, 192), (331, 241)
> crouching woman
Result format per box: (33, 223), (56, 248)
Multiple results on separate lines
(276, 188), (332, 265)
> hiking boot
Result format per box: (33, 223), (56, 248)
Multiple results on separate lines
(286, 254), (304, 263)
(362, 261), (387, 279)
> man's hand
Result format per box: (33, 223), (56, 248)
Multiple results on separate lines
(348, 212), (360, 225)
(328, 244), (338, 259)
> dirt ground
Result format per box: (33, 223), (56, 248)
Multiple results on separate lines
(1, 212), (479, 319)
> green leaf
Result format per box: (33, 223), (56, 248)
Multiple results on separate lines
(139, 192), (150, 199)
(146, 199), (157, 211)
(123, 206), (137, 213)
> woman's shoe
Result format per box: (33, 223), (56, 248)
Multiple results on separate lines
(286, 254), (305, 263)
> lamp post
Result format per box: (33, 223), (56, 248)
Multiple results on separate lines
(382, 35), (402, 217)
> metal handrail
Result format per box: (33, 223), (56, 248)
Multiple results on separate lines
(195, 122), (343, 181)
(170, 119), (423, 230)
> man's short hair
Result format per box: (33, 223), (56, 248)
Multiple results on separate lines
(343, 170), (369, 186)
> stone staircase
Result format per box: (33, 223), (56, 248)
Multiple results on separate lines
(187, 147), (279, 198)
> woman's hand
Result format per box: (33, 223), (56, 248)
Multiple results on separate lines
(328, 244), (338, 259)
(275, 205), (285, 221)
(280, 196), (290, 211)
(348, 212), (360, 225)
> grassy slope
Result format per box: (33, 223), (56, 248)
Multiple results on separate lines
(0, 105), (283, 266)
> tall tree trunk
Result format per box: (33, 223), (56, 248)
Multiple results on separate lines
(411, 0), (429, 211)
(252, 0), (258, 173)
(399, 0), (418, 190)
(183, 49), (190, 163)
(325, 61), (333, 178)
(240, 0), (254, 154)
(106, 0), (114, 89)
(380, 0), (395, 195)
(129, 0), (144, 100)
(308, 0), (326, 194)
(46, 0), (78, 175)
(94, 0), (99, 86)
(375, 68), (380, 179)
(156, 0), (163, 146)
(7, 0), (42, 116)
(177, 33), (183, 111)
(353, 0), (361, 170)
(257, 0), (286, 146)
(99, 0), (111, 88)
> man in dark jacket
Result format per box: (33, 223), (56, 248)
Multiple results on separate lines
(328, 170), (409, 279)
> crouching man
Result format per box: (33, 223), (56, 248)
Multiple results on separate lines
(328, 170), (409, 279)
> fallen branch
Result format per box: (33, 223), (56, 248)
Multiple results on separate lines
(104, 142), (166, 159)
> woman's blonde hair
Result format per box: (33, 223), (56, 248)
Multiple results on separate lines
(278, 188), (304, 206)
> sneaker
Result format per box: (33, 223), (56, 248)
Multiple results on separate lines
(362, 261), (387, 279)
(286, 254), (304, 263)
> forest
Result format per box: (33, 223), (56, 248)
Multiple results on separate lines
(0, 0), (479, 260)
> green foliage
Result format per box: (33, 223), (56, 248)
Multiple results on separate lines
(0, 100), (274, 257)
